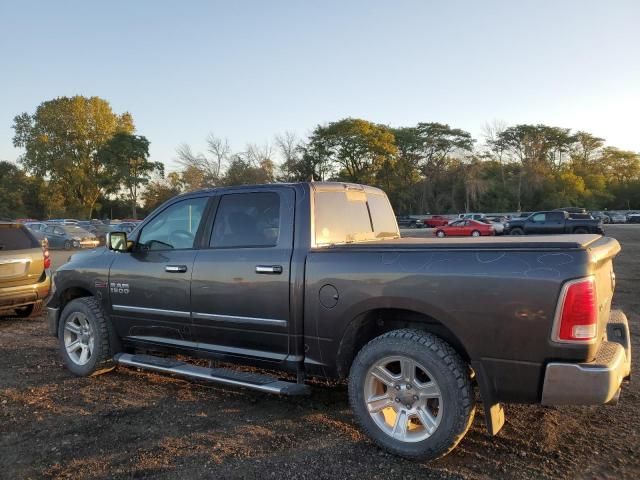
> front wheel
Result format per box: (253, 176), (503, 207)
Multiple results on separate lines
(63, 240), (72, 250)
(471, 230), (481, 237)
(573, 228), (588, 234)
(349, 330), (475, 460)
(58, 297), (114, 376)
(436, 230), (446, 238)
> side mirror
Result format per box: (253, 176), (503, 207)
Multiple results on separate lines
(107, 231), (128, 252)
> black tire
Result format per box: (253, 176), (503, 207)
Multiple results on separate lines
(471, 230), (481, 237)
(348, 329), (475, 460)
(14, 301), (44, 318)
(573, 228), (588, 234)
(436, 230), (446, 238)
(57, 297), (114, 376)
(510, 228), (524, 236)
(63, 240), (72, 250)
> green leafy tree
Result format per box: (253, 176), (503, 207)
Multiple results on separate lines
(409, 123), (474, 212)
(12, 96), (135, 217)
(0, 161), (27, 219)
(600, 147), (640, 184)
(307, 118), (397, 184)
(96, 133), (162, 219)
(222, 155), (276, 186)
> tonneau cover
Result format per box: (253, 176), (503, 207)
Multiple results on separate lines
(321, 234), (610, 251)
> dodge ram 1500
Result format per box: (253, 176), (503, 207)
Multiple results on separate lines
(46, 182), (631, 460)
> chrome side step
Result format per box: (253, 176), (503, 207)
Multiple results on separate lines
(113, 353), (311, 396)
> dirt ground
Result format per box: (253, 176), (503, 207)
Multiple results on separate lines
(1, 226), (638, 480)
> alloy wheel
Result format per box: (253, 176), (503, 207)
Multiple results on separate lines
(63, 312), (95, 365)
(364, 355), (442, 443)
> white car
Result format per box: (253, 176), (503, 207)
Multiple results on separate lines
(627, 212), (640, 224)
(479, 218), (505, 234)
(611, 213), (627, 224)
(458, 213), (486, 220)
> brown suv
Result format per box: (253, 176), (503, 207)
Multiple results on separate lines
(0, 222), (51, 317)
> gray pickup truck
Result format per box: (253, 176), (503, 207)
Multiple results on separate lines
(505, 210), (604, 235)
(46, 182), (631, 460)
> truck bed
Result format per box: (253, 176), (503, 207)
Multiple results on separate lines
(305, 233), (620, 403)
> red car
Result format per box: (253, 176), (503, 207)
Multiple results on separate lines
(423, 215), (450, 227)
(434, 219), (494, 237)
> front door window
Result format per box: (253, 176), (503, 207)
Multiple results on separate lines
(137, 197), (208, 250)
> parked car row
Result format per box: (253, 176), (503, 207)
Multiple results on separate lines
(21, 219), (142, 250)
(398, 207), (639, 238)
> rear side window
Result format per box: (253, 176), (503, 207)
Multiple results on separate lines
(0, 225), (40, 250)
(210, 192), (281, 248)
(314, 189), (400, 246)
(367, 193), (400, 238)
(548, 212), (564, 221)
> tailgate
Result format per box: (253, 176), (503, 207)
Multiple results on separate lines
(0, 224), (45, 288)
(0, 247), (45, 288)
(586, 236), (621, 349)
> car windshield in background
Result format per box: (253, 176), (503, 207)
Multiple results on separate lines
(62, 226), (89, 235)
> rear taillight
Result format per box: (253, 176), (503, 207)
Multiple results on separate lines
(555, 277), (597, 342)
(43, 248), (51, 269)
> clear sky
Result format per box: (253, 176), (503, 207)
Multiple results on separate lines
(1, 0), (638, 171)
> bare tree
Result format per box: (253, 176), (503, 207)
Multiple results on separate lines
(244, 142), (274, 166)
(482, 119), (508, 187)
(275, 131), (302, 181)
(205, 133), (231, 178)
(176, 133), (231, 186)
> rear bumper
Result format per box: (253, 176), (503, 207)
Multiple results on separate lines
(0, 270), (51, 312)
(79, 240), (100, 248)
(541, 310), (631, 405)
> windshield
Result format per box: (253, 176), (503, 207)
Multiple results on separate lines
(63, 226), (88, 234)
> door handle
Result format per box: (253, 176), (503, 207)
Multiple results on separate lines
(255, 265), (283, 274)
(165, 265), (188, 273)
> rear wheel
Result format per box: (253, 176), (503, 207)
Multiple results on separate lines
(510, 228), (524, 236)
(573, 228), (588, 234)
(349, 329), (475, 460)
(471, 230), (481, 237)
(58, 297), (114, 376)
(436, 230), (446, 238)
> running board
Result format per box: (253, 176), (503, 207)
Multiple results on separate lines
(113, 353), (311, 396)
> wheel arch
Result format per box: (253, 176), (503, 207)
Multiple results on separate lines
(335, 306), (504, 436)
(335, 307), (472, 380)
(50, 283), (97, 338)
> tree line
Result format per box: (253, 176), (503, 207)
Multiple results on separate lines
(146, 118), (640, 214)
(2, 95), (639, 220)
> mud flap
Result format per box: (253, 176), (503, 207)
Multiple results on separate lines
(471, 360), (505, 435)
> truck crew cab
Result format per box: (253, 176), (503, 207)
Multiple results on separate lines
(46, 182), (631, 461)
